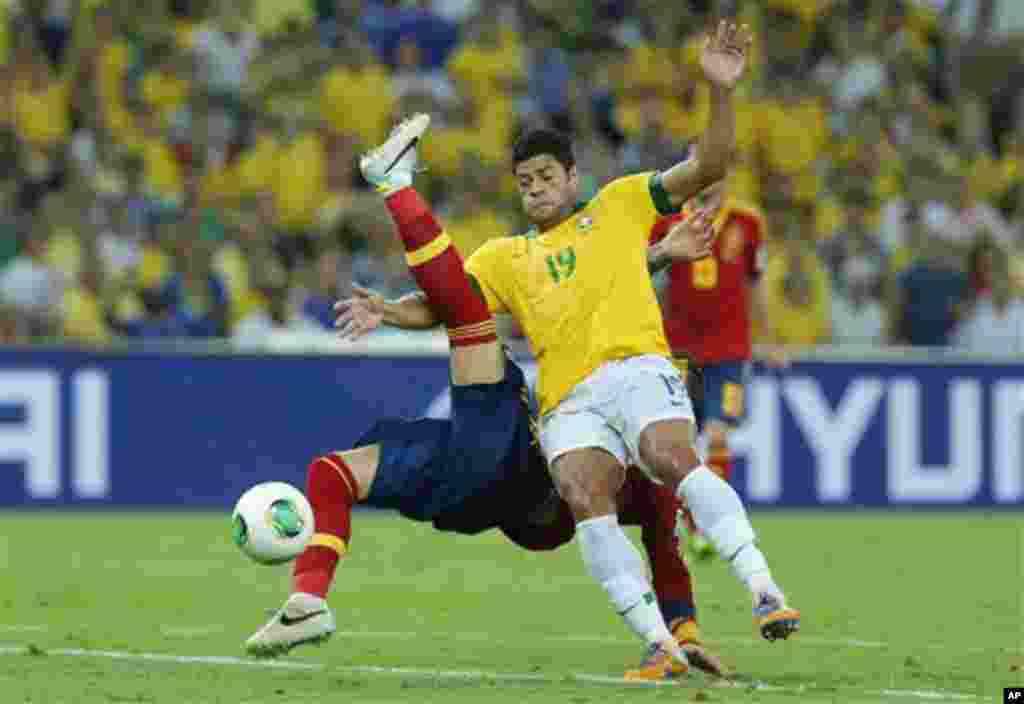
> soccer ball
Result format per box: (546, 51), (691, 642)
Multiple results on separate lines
(232, 482), (314, 565)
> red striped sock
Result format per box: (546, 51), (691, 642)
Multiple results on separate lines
(384, 187), (496, 348)
(292, 455), (358, 598)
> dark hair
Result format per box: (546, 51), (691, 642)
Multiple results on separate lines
(512, 128), (575, 171)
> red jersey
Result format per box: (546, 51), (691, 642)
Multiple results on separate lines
(650, 201), (765, 364)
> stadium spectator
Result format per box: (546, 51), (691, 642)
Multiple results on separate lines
(818, 186), (888, 289)
(888, 209), (968, 346)
(0, 0), (1018, 352)
(162, 239), (230, 338)
(761, 208), (833, 347)
(830, 254), (886, 345)
(37, 0), (73, 70)
(123, 107), (185, 209)
(11, 43), (70, 214)
(270, 118), (330, 272)
(392, 35), (459, 110)
(0, 1), (24, 67)
(349, 209), (416, 298)
(320, 39), (397, 149)
(232, 259), (293, 348)
(618, 93), (689, 174)
(954, 241), (1024, 353)
(361, 0), (458, 69)
(192, 13), (259, 100)
(524, 25), (572, 133)
(0, 230), (63, 338)
(60, 251), (111, 345)
(442, 162), (511, 258)
(0, 301), (28, 344)
(923, 179), (1018, 251)
(117, 286), (188, 339)
(300, 245), (351, 331)
(84, 6), (131, 132)
(141, 41), (192, 133)
(447, 10), (524, 136)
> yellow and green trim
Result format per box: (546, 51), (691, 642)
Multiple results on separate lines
(406, 232), (453, 267)
(310, 533), (348, 557)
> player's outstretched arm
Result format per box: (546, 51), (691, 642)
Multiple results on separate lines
(647, 205), (719, 274)
(659, 20), (751, 208)
(334, 285), (441, 340)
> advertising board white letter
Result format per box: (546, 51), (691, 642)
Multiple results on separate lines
(72, 370), (110, 498)
(888, 379), (982, 502)
(730, 378), (780, 501)
(783, 377), (884, 502)
(0, 371), (60, 498)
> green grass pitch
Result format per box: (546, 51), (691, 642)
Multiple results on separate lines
(0, 511), (1019, 703)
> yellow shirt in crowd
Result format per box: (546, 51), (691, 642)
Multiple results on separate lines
(762, 251), (833, 346)
(320, 63), (396, 147)
(273, 132), (327, 231)
(141, 70), (190, 128)
(446, 208), (511, 260)
(62, 287), (112, 345)
(13, 79), (71, 148)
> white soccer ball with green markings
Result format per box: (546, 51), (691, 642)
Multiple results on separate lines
(232, 482), (314, 565)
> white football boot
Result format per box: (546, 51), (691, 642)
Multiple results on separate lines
(245, 592), (336, 657)
(359, 113), (431, 196)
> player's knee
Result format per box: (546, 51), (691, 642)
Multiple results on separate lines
(553, 473), (618, 521)
(639, 431), (701, 487)
(550, 449), (624, 520)
(308, 447), (377, 502)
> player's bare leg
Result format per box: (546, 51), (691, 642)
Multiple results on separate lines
(638, 419), (800, 641)
(246, 446), (379, 657)
(360, 113), (504, 386)
(551, 447), (692, 678)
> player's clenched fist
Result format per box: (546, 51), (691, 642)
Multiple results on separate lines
(334, 285), (385, 341)
(700, 20), (753, 90)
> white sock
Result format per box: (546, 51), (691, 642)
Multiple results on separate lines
(677, 466), (773, 594)
(576, 515), (683, 659)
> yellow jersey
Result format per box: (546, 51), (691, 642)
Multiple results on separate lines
(466, 172), (677, 415)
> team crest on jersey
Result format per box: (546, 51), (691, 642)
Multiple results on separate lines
(577, 215), (594, 231)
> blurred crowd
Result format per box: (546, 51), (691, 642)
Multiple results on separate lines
(0, 0), (1022, 352)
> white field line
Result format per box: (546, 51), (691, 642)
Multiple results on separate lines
(0, 643), (984, 701)
(0, 625), (47, 632)
(161, 626), (226, 637)
(2, 624), (993, 654)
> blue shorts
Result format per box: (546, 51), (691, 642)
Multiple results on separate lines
(358, 360), (545, 533)
(701, 361), (751, 426)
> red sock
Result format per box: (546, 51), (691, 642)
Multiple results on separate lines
(384, 187), (496, 348)
(292, 455), (358, 598)
(618, 469), (695, 626)
(707, 444), (733, 483)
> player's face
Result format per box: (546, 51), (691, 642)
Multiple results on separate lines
(514, 155), (579, 230)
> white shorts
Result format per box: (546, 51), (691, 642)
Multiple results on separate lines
(539, 355), (695, 478)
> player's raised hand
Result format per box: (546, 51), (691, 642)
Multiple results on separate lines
(333, 284), (385, 341)
(700, 20), (752, 90)
(662, 206), (719, 261)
